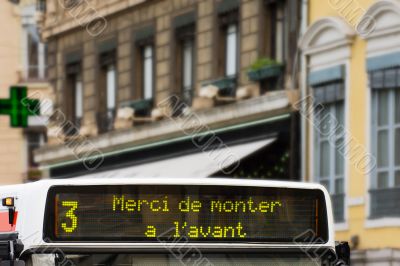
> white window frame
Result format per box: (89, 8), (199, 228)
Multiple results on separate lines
(182, 39), (194, 103)
(314, 102), (345, 192)
(23, 24), (46, 80)
(143, 45), (154, 100)
(183, 40), (193, 91)
(74, 74), (83, 120)
(225, 23), (238, 77)
(371, 89), (400, 189)
(106, 64), (116, 111)
(313, 98), (345, 223)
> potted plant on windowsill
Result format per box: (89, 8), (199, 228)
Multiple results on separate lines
(203, 75), (237, 97)
(247, 58), (283, 82)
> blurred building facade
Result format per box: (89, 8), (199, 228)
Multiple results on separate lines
(300, 0), (400, 264)
(0, 0), (52, 184)
(35, 0), (302, 180)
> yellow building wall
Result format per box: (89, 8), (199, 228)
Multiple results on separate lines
(0, 1), (25, 185)
(308, 0), (400, 250)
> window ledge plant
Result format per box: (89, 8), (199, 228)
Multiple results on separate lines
(247, 58), (283, 82)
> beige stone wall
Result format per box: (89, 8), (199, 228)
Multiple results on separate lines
(0, 1), (24, 185)
(196, 0), (214, 88)
(46, 0), (283, 131)
(239, 0), (261, 85)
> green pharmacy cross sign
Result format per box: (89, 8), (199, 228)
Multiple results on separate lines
(0, 86), (40, 128)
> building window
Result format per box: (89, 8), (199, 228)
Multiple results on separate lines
(28, 32), (39, 78)
(312, 81), (345, 223)
(369, 67), (400, 218)
(97, 48), (117, 133)
(68, 72), (83, 128)
(26, 131), (45, 168)
(218, 10), (239, 78)
(174, 22), (195, 106)
(65, 62), (82, 135)
(74, 74), (83, 127)
(36, 0), (46, 12)
(25, 25), (46, 81)
(225, 24), (238, 77)
(182, 40), (194, 103)
(142, 45), (154, 100)
(264, 0), (286, 62)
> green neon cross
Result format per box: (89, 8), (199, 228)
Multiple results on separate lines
(0, 86), (40, 128)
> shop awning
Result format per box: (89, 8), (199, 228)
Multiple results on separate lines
(77, 138), (276, 179)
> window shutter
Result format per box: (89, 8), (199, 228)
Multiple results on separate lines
(98, 39), (117, 67)
(309, 66), (345, 105)
(370, 68), (400, 90)
(65, 50), (82, 74)
(135, 26), (155, 46)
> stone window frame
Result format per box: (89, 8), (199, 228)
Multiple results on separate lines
(64, 49), (83, 135)
(215, 4), (240, 79)
(262, 0), (286, 63)
(132, 25), (156, 104)
(172, 11), (197, 106)
(96, 37), (118, 134)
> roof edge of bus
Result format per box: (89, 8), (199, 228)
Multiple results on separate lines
(30, 177), (327, 190)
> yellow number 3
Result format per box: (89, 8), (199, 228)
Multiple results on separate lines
(61, 201), (78, 233)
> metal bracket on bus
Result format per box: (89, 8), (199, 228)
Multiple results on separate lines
(8, 208), (15, 227)
(0, 233), (25, 266)
(335, 241), (350, 265)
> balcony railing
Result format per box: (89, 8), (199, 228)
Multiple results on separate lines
(370, 188), (400, 219)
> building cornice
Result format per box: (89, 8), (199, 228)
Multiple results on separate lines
(42, 0), (146, 39)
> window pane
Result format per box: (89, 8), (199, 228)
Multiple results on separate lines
(378, 91), (389, 126)
(396, 90), (400, 123)
(75, 75), (83, 119)
(27, 28), (39, 79)
(106, 65), (116, 110)
(395, 170), (400, 187)
(335, 178), (344, 194)
(143, 46), (153, 99)
(396, 128), (400, 166)
(318, 106), (333, 136)
(335, 102), (345, 134)
(320, 141), (330, 177)
(183, 40), (193, 88)
(335, 138), (344, 176)
(377, 172), (389, 189)
(377, 130), (389, 167)
(226, 24), (238, 76)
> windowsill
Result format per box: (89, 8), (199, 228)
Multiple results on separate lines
(204, 75), (237, 97)
(18, 78), (49, 85)
(365, 217), (400, 228)
(334, 222), (349, 232)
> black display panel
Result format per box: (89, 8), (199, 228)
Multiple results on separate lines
(44, 185), (328, 243)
